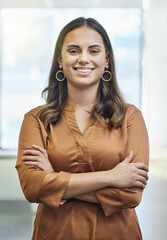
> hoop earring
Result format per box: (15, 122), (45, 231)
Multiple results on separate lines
(102, 70), (112, 82)
(55, 69), (65, 82)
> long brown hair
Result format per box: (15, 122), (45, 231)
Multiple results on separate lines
(39, 17), (127, 131)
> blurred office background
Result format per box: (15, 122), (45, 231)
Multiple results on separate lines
(0, 0), (167, 239)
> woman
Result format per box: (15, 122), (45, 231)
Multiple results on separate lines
(16, 17), (149, 240)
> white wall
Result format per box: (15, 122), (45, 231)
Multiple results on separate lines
(142, 0), (167, 147)
(0, 158), (24, 200)
(0, 0), (142, 8)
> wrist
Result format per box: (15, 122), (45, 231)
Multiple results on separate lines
(104, 169), (117, 187)
(102, 170), (112, 187)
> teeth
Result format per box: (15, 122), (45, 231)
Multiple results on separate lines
(76, 68), (92, 73)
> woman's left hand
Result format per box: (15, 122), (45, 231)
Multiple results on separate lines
(22, 145), (54, 173)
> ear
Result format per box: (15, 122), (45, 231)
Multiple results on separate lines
(58, 55), (63, 69)
(105, 52), (109, 69)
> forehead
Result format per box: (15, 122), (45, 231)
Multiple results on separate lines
(62, 26), (105, 48)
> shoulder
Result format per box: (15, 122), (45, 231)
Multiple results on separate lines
(19, 105), (48, 148)
(21, 105), (47, 134)
(126, 103), (141, 119)
(124, 103), (146, 128)
(25, 105), (44, 118)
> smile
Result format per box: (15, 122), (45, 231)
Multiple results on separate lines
(73, 67), (94, 73)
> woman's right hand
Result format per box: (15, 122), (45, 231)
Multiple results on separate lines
(107, 151), (149, 189)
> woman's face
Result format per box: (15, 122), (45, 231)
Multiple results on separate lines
(59, 26), (109, 89)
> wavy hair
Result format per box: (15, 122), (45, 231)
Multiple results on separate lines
(38, 17), (127, 131)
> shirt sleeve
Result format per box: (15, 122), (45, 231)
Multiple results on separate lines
(15, 111), (71, 210)
(95, 107), (149, 217)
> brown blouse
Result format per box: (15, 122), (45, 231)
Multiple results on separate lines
(16, 104), (149, 240)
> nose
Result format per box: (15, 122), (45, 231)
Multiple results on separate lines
(78, 51), (90, 64)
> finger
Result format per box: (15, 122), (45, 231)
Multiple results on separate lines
(23, 149), (41, 156)
(24, 161), (44, 171)
(124, 150), (133, 163)
(22, 156), (41, 162)
(32, 145), (47, 154)
(135, 181), (146, 189)
(133, 163), (149, 172)
(136, 175), (147, 186)
(137, 169), (149, 180)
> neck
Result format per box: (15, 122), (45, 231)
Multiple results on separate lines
(67, 84), (98, 110)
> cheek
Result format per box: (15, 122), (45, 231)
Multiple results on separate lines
(97, 59), (106, 72)
(61, 59), (74, 79)
(95, 55), (107, 67)
(62, 55), (75, 69)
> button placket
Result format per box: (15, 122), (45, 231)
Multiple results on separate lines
(63, 108), (97, 171)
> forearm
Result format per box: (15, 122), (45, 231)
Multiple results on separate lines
(62, 153), (148, 200)
(75, 192), (99, 204)
(95, 186), (144, 217)
(62, 171), (109, 200)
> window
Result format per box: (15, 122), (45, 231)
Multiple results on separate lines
(0, 8), (141, 149)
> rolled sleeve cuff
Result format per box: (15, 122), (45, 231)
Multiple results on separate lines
(95, 188), (126, 217)
(95, 187), (142, 217)
(37, 171), (71, 210)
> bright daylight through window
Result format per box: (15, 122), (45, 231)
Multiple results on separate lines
(0, 8), (141, 149)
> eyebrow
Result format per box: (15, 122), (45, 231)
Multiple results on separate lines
(67, 44), (102, 49)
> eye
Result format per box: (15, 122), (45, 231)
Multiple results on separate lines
(69, 49), (79, 54)
(90, 49), (99, 54)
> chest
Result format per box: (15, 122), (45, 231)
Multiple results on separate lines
(74, 109), (91, 134)
(47, 111), (128, 173)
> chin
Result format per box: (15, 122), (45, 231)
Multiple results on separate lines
(72, 80), (99, 89)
